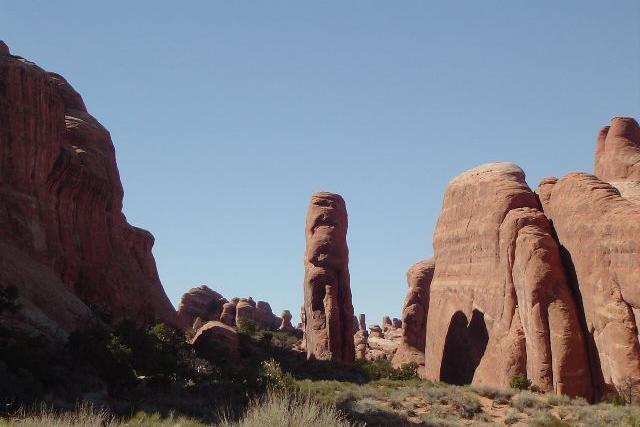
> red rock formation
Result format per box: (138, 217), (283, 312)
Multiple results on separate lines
(593, 117), (640, 204)
(354, 329), (368, 360)
(392, 318), (402, 329)
(424, 163), (590, 398)
(369, 324), (383, 338)
(255, 300), (280, 330)
(0, 42), (178, 334)
(537, 172), (640, 399)
(358, 313), (367, 331)
(235, 299), (256, 325)
(190, 321), (239, 356)
(392, 258), (435, 369)
(382, 316), (393, 331)
(302, 192), (355, 362)
(219, 302), (237, 327)
(279, 310), (295, 332)
(177, 285), (226, 328)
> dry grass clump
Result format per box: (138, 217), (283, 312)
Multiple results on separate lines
(510, 391), (549, 412)
(0, 403), (117, 427)
(471, 384), (515, 403)
(217, 389), (357, 427)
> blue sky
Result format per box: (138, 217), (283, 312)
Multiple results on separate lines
(1, 1), (639, 325)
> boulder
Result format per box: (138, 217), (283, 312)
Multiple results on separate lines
(369, 324), (383, 338)
(190, 321), (239, 356)
(301, 192), (355, 362)
(0, 42), (178, 337)
(392, 318), (402, 329)
(177, 285), (226, 328)
(392, 258), (434, 369)
(424, 163), (590, 398)
(367, 336), (399, 361)
(537, 171), (640, 400)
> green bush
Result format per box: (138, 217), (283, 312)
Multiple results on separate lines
(356, 359), (418, 381)
(66, 326), (135, 390)
(258, 359), (297, 394)
(236, 318), (257, 336)
(510, 373), (531, 390)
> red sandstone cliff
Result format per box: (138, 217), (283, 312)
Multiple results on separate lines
(0, 42), (178, 336)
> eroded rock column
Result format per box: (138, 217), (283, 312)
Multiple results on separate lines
(302, 192), (355, 362)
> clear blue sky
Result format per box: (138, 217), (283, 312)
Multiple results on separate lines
(1, 2), (639, 326)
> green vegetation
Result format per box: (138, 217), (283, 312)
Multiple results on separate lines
(510, 373), (532, 390)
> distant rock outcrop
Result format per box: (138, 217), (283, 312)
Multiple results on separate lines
(301, 192), (355, 362)
(177, 285), (226, 328)
(594, 117), (640, 203)
(424, 163), (590, 398)
(0, 41), (178, 337)
(279, 310), (294, 332)
(392, 258), (435, 370)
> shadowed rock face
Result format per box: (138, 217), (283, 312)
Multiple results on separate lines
(424, 163), (590, 398)
(392, 258), (435, 370)
(302, 192), (355, 362)
(537, 172), (640, 400)
(0, 42), (178, 335)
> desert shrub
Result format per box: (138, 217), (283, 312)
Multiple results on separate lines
(392, 362), (419, 380)
(546, 393), (571, 406)
(510, 391), (548, 411)
(217, 389), (355, 427)
(260, 330), (298, 351)
(236, 318), (257, 337)
(355, 359), (418, 381)
(471, 384), (514, 403)
(504, 409), (520, 425)
(67, 326), (135, 390)
(526, 410), (571, 426)
(448, 391), (482, 419)
(114, 321), (205, 384)
(420, 414), (462, 427)
(618, 377), (640, 405)
(257, 359), (297, 394)
(510, 373), (532, 390)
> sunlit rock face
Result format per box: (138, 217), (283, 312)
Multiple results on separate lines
(594, 117), (640, 203)
(301, 192), (355, 362)
(424, 162), (590, 398)
(0, 41), (178, 337)
(537, 172), (640, 400)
